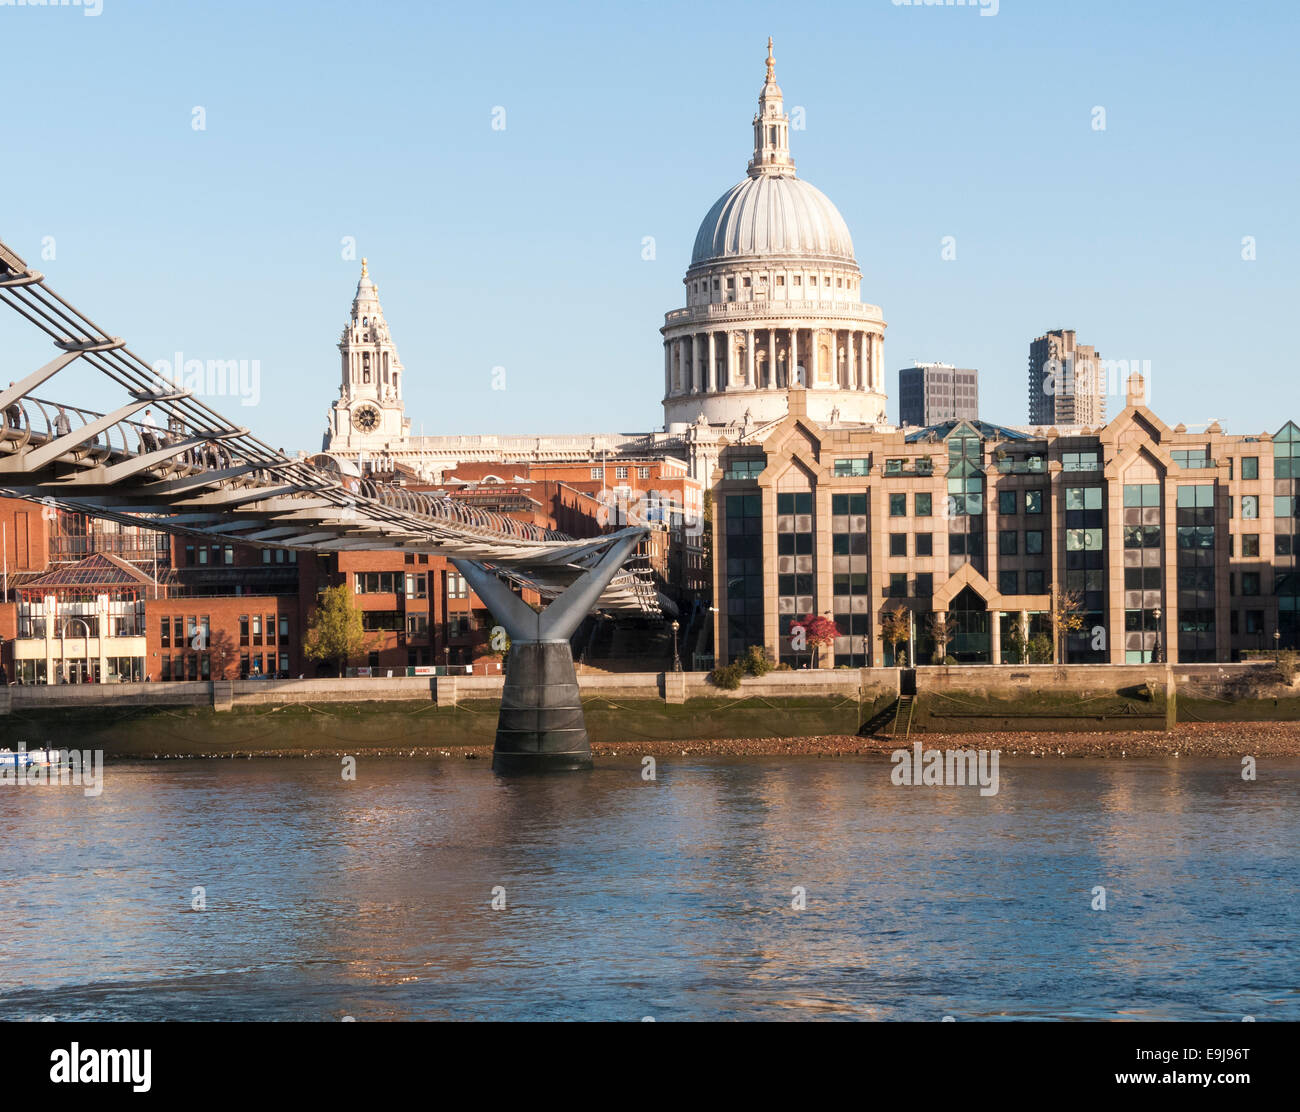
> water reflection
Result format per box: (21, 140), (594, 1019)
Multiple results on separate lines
(0, 755), (1295, 1021)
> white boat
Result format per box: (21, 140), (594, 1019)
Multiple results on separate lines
(0, 747), (58, 769)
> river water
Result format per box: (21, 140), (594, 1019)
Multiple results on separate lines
(0, 755), (1295, 1021)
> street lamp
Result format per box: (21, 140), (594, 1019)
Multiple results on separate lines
(671, 619), (681, 673)
(1274, 628), (1281, 664)
(1151, 607), (1163, 665)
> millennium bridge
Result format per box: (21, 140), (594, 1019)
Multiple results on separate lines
(0, 239), (667, 772)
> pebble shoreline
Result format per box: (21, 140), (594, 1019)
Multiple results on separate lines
(121, 720), (1300, 760)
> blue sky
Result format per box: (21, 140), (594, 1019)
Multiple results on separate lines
(1, 0), (1297, 449)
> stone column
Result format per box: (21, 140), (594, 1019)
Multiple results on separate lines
(663, 341), (671, 398)
(727, 331), (736, 391)
(859, 332), (869, 390)
(692, 334), (702, 393)
(746, 328), (755, 387)
(790, 328), (799, 387)
(673, 338), (683, 395)
(847, 330), (857, 390)
(767, 328), (776, 388)
(1020, 609), (1030, 661)
(707, 331), (717, 393)
(990, 609), (1002, 665)
(872, 334), (884, 391)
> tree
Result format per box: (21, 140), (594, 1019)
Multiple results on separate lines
(793, 613), (839, 668)
(1050, 585), (1087, 664)
(878, 608), (911, 667)
(304, 584), (374, 677)
(926, 611), (957, 664)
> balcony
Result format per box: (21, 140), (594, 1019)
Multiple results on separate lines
(882, 458), (935, 478)
(994, 455), (1047, 474)
(664, 298), (885, 327)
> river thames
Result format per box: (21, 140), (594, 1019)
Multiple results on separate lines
(0, 756), (1295, 1021)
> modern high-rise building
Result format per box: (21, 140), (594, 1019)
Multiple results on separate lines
(1028, 329), (1105, 427)
(898, 363), (979, 427)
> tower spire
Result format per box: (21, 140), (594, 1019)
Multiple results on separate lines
(748, 36), (794, 178)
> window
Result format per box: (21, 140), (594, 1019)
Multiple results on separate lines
(279, 616), (289, 645)
(160, 617), (170, 648)
(1025, 489), (1044, 514)
(1242, 456), (1259, 480)
(834, 458), (871, 477)
(361, 611), (403, 632)
(1025, 530), (1044, 555)
(1242, 534), (1260, 558)
(1026, 570), (1046, 594)
(239, 615), (249, 646)
(998, 570), (1019, 595)
(590, 467), (602, 480)
(262, 549), (272, 565)
(1279, 536), (1294, 556)
(890, 533), (907, 557)
(1173, 448), (1212, 469)
(725, 459), (765, 479)
(1062, 450), (1101, 472)
(355, 572), (402, 594)
(1242, 572), (1261, 596)
(915, 492), (932, 517)
(889, 573), (908, 598)
(638, 466), (651, 479)
(999, 490), (1017, 515)
(252, 615), (262, 645)
(889, 493), (907, 517)
(406, 614), (429, 637)
(447, 572), (469, 599)
(405, 572), (428, 599)
(999, 531), (1018, 556)
(915, 532), (933, 557)
(223, 545), (234, 565)
(915, 573), (933, 597)
(615, 467), (628, 480)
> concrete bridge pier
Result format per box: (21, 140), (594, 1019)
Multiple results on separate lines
(453, 531), (643, 774)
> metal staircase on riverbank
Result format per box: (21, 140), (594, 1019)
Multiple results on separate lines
(891, 695), (916, 739)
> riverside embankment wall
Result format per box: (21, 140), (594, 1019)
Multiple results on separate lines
(0, 661), (1285, 714)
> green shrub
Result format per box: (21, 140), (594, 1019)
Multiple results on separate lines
(739, 644), (774, 677)
(708, 662), (745, 690)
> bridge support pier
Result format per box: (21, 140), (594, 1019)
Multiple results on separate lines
(452, 531), (642, 774)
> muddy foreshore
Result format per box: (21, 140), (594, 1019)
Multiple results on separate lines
(106, 721), (1300, 760)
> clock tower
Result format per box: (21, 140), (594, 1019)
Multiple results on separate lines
(325, 258), (411, 452)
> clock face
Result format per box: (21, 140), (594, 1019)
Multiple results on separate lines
(352, 405), (380, 432)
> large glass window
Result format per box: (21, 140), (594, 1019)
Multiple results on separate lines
(830, 493), (869, 667)
(778, 492), (817, 667)
(725, 493), (765, 661)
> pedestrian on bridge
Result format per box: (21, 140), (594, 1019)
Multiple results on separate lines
(3, 384), (21, 429)
(54, 406), (72, 437)
(139, 409), (160, 452)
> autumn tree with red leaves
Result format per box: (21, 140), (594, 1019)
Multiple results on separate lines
(792, 613), (840, 668)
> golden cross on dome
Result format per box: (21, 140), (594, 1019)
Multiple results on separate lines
(766, 37), (775, 80)
(361, 257), (369, 278)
